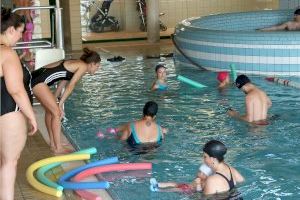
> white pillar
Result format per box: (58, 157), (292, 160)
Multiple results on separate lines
(147, 0), (160, 43)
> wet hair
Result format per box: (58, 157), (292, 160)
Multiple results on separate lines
(294, 9), (300, 15)
(1, 7), (25, 34)
(143, 101), (158, 117)
(155, 64), (166, 72)
(80, 48), (101, 64)
(235, 74), (251, 89)
(203, 140), (227, 162)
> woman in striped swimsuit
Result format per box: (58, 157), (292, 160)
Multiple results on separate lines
(31, 48), (101, 154)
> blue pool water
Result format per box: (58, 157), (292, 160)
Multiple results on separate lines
(63, 56), (300, 200)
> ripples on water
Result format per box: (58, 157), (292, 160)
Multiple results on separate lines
(64, 57), (300, 200)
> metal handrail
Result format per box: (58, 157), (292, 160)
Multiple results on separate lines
(13, 40), (53, 50)
(11, 5), (64, 50)
(11, 6), (55, 13)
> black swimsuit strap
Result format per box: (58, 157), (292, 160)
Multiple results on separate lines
(215, 165), (235, 190)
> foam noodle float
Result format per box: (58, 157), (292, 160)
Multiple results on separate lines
(265, 77), (300, 89)
(26, 154), (90, 197)
(177, 75), (207, 88)
(230, 64), (237, 82)
(36, 147), (97, 191)
(73, 163), (152, 200)
(58, 157), (119, 189)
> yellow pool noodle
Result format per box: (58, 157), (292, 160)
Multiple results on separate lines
(26, 154), (90, 197)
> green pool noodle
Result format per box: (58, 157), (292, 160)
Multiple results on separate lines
(177, 75), (207, 88)
(36, 147), (97, 191)
(230, 64), (237, 82)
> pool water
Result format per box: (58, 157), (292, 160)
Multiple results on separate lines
(63, 56), (300, 200)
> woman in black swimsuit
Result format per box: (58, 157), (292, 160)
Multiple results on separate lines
(0, 8), (37, 200)
(202, 140), (244, 195)
(31, 48), (101, 154)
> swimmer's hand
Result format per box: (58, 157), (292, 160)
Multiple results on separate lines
(58, 103), (65, 119)
(28, 117), (38, 136)
(227, 109), (238, 117)
(162, 127), (168, 134)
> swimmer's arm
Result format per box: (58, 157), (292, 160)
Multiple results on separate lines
(161, 126), (168, 137)
(117, 123), (130, 140)
(232, 167), (245, 184)
(151, 81), (158, 91)
(267, 96), (272, 108)
(228, 97), (253, 122)
(227, 110), (251, 122)
(54, 80), (68, 100)
(203, 177), (217, 195)
(260, 22), (288, 31)
(191, 177), (202, 191)
(59, 64), (86, 106)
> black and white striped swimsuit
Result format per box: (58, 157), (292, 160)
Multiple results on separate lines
(31, 60), (74, 88)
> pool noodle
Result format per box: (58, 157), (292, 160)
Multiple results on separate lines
(230, 64), (237, 82)
(177, 75), (207, 88)
(58, 157), (119, 189)
(73, 163), (152, 200)
(26, 154), (90, 197)
(36, 147), (97, 191)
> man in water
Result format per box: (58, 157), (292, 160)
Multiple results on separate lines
(227, 75), (272, 124)
(260, 9), (300, 31)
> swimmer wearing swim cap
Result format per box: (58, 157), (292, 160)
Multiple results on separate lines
(228, 74), (272, 124)
(202, 140), (244, 195)
(217, 71), (230, 89)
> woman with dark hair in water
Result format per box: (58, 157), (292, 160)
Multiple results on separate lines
(31, 48), (101, 154)
(112, 101), (167, 146)
(202, 140), (244, 195)
(151, 64), (168, 91)
(0, 7), (37, 200)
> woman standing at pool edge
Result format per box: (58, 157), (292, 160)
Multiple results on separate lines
(202, 140), (244, 196)
(1, 8), (37, 200)
(31, 48), (101, 154)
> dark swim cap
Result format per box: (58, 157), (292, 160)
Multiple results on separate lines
(235, 74), (251, 89)
(294, 9), (300, 15)
(203, 140), (227, 162)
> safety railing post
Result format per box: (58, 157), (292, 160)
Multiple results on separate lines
(55, 7), (64, 49)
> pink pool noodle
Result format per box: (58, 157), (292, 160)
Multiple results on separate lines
(73, 163), (152, 200)
(106, 127), (118, 134)
(96, 131), (104, 139)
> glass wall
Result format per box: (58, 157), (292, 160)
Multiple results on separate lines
(80, 0), (283, 34)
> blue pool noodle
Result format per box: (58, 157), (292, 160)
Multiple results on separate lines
(230, 64), (237, 82)
(177, 75), (207, 88)
(58, 180), (109, 190)
(58, 157), (119, 189)
(36, 147), (97, 191)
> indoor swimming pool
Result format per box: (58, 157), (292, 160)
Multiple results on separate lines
(63, 56), (300, 200)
